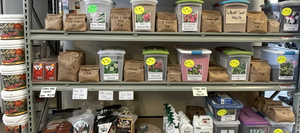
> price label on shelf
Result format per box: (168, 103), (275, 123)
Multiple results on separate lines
(192, 87), (207, 97)
(39, 87), (56, 98)
(119, 91), (134, 100)
(72, 88), (88, 99)
(99, 91), (114, 101)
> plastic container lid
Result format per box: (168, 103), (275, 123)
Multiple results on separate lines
(239, 107), (269, 125)
(212, 0), (250, 7)
(279, 1), (300, 6)
(97, 47), (126, 55)
(215, 46), (253, 55)
(175, 46), (212, 55)
(0, 64), (26, 73)
(206, 95), (243, 109)
(84, 0), (113, 4)
(0, 14), (24, 20)
(3, 113), (28, 125)
(260, 3), (280, 8)
(142, 46), (169, 55)
(1, 89), (27, 99)
(265, 117), (294, 126)
(130, 0), (158, 4)
(175, 0), (204, 5)
(261, 47), (299, 55)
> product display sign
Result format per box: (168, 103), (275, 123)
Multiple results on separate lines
(99, 91), (114, 101)
(39, 87), (57, 98)
(119, 91), (134, 100)
(192, 87), (207, 96)
(72, 88), (88, 99)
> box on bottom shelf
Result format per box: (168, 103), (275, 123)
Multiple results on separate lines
(214, 119), (240, 133)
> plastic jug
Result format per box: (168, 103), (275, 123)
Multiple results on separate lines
(193, 115), (213, 133)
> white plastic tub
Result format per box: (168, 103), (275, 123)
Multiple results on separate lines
(214, 119), (240, 133)
(131, 0), (158, 32)
(3, 113), (28, 133)
(0, 14), (24, 40)
(0, 64), (26, 91)
(1, 89), (27, 116)
(265, 117), (294, 133)
(193, 115), (213, 133)
(0, 40), (25, 65)
(84, 0), (114, 31)
(98, 48), (126, 82)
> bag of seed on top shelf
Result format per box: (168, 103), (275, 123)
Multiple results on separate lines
(79, 65), (100, 82)
(250, 60), (271, 82)
(58, 52), (81, 81)
(263, 100), (283, 115)
(64, 14), (87, 31)
(253, 96), (272, 111)
(66, 49), (86, 65)
(268, 19), (280, 33)
(247, 11), (268, 33)
(208, 66), (228, 82)
(111, 8), (132, 31)
(268, 106), (295, 122)
(45, 14), (63, 30)
(124, 60), (144, 82)
(201, 10), (222, 32)
(167, 65), (181, 82)
(156, 12), (178, 32)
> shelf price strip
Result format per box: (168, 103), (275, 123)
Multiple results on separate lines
(39, 87), (57, 98)
(192, 87), (207, 96)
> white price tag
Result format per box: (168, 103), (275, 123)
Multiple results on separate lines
(72, 88), (88, 99)
(39, 87), (56, 98)
(119, 91), (134, 100)
(99, 91), (114, 101)
(192, 87), (208, 96)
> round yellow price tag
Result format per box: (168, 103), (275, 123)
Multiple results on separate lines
(101, 57), (111, 65)
(184, 60), (195, 68)
(230, 60), (240, 68)
(273, 129), (283, 133)
(182, 6), (192, 15)
(277, 56), (287, 64)
(217, 109), (227, 116)
(134, 6), (145, 15)
(282, 8), (292, 16)
(146, 57), (156, 66)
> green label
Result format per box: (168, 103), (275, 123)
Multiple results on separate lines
(87, 5), (97, 13)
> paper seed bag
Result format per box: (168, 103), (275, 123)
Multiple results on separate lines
(66, 49), (86, 65)
(247, 11), (268, 33)
(268, 106), (295, 122)
(64, 14), (87, 31)
(79, 65), (100, 82)
(263, 101), (283, 115)
(208, 67), (228, 82)
(124, 60), (144, 82)
(201, 10), (222, 32)
(111, 8), (132, 31)
(167, 65), (181, 82)
(268, 19), (280, 33)
(58, 52), (81, 81)
(45, 14), (63, 30)
(156, 12), (178, 32)
(250, 60), (271, 82)
(253, 96), (272, 111)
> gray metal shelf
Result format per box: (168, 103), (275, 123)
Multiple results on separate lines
(31, 82), (295, 92)
(30, 29), (300, 42)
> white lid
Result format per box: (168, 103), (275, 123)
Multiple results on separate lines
(130, 0), (158, 4)
(265, 117), (294, 126)
(3, 114), (28, 125)
(0, 64), (26, 72)
(97, 48), (126, 55)
(1, 89), (27, 98)
(175, 46), (212, 55)
(84, 0), (113, 4)
(214, 119), (240, 126)
(261, 48), (299, 55)
(0, 40), (25, 45)
(0, 14), (24, 20)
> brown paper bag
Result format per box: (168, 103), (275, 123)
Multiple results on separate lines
(66, 49), (86, 65)
(268, 19), (280, 33)
(208, 67), (228, 82)
(79, 65), (100, 82)
(268, 106), (295, 122)
(124, 60), (144, 82)
(250, 61), (271, 82)
(58, 52), (81, 81)
(186, 106), (206, 121)
(263, 101), (283, 115)
(201, 10), (222, 32)
(111, 8), (132, 31)
(253, 96), (272, 111)
(45, 14), (63, 30)
(156, 12), (177, 32)
(167, 65), (181, 82)
(247, 11), (268, 33)
(64, 14), (87, 31)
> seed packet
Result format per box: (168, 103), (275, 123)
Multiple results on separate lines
(167, 65), (181, 82)
(64, 14), (87, 31)
(247, 11), (268, 33)
(250, 60), (271, 82)
(201, 10), (222, 32)
(208, 67), (228, 82)
(156, 12), (177, 32)
(66, 49), (86, 65)
(268, 106), (295, 122)
(263, 101), (283, 115)
(58, 52), (81, 81)
(111, 8), (132, 31)
(268, 19), (280, 33)
(124, 60), (144, 82)
(78, 65), (100, 82)
(45, 14), (63, 30)
(253, 96), (272, 111)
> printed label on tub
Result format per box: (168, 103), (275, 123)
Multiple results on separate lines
(135, 10), (151, 29)
(232, 74), (246, 80)
(148, 72), (163, 81)
(90, 12), (106, 30)
(182, 11), (198, 31)
(221, 130), (234, 133)
(283, 10), (299, 31)
(5, 123), (29, 133)
(98, 123), (112, 133)
(1, 48), (25, 65)
(187, 64), (203, 81)
(225, 9), (247, 24)
(231, 62), (247, 80)
(278, 61), (294, 80)
(220, 109), (236, 121)
(104, 74), (119, 80)
(188, 75), (202, 81)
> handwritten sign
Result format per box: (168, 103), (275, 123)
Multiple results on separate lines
(99, 91), (114, 101)
(192, 87), (207, 96)
(226, 9), (247, 24)
(119, 91), (134, 100)
(39, 87), (56, 98)
(72, 88), (88, 99)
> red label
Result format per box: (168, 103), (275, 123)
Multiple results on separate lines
(33, 65), (43, 80)
(45, 65), (54, 80)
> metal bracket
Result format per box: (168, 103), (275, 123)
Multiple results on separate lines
(166, 84), (171, 87)
(232, 84), (237, 87)
(65, 84), (70, 87)
(133, 34), (138, 37)
(201, 35), (205, 37)
(64, 32), (69, 36)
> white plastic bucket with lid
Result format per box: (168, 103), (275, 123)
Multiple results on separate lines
(1, 89), (28, 116)
(0, 14), (24, 40)
(1, 64), (26, 91)
(0, 40), (25, 65)
(3, 113), (29, 133)
(130, 0), (158, 5)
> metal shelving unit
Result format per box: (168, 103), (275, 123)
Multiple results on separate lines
(23, 0), (300, 133)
